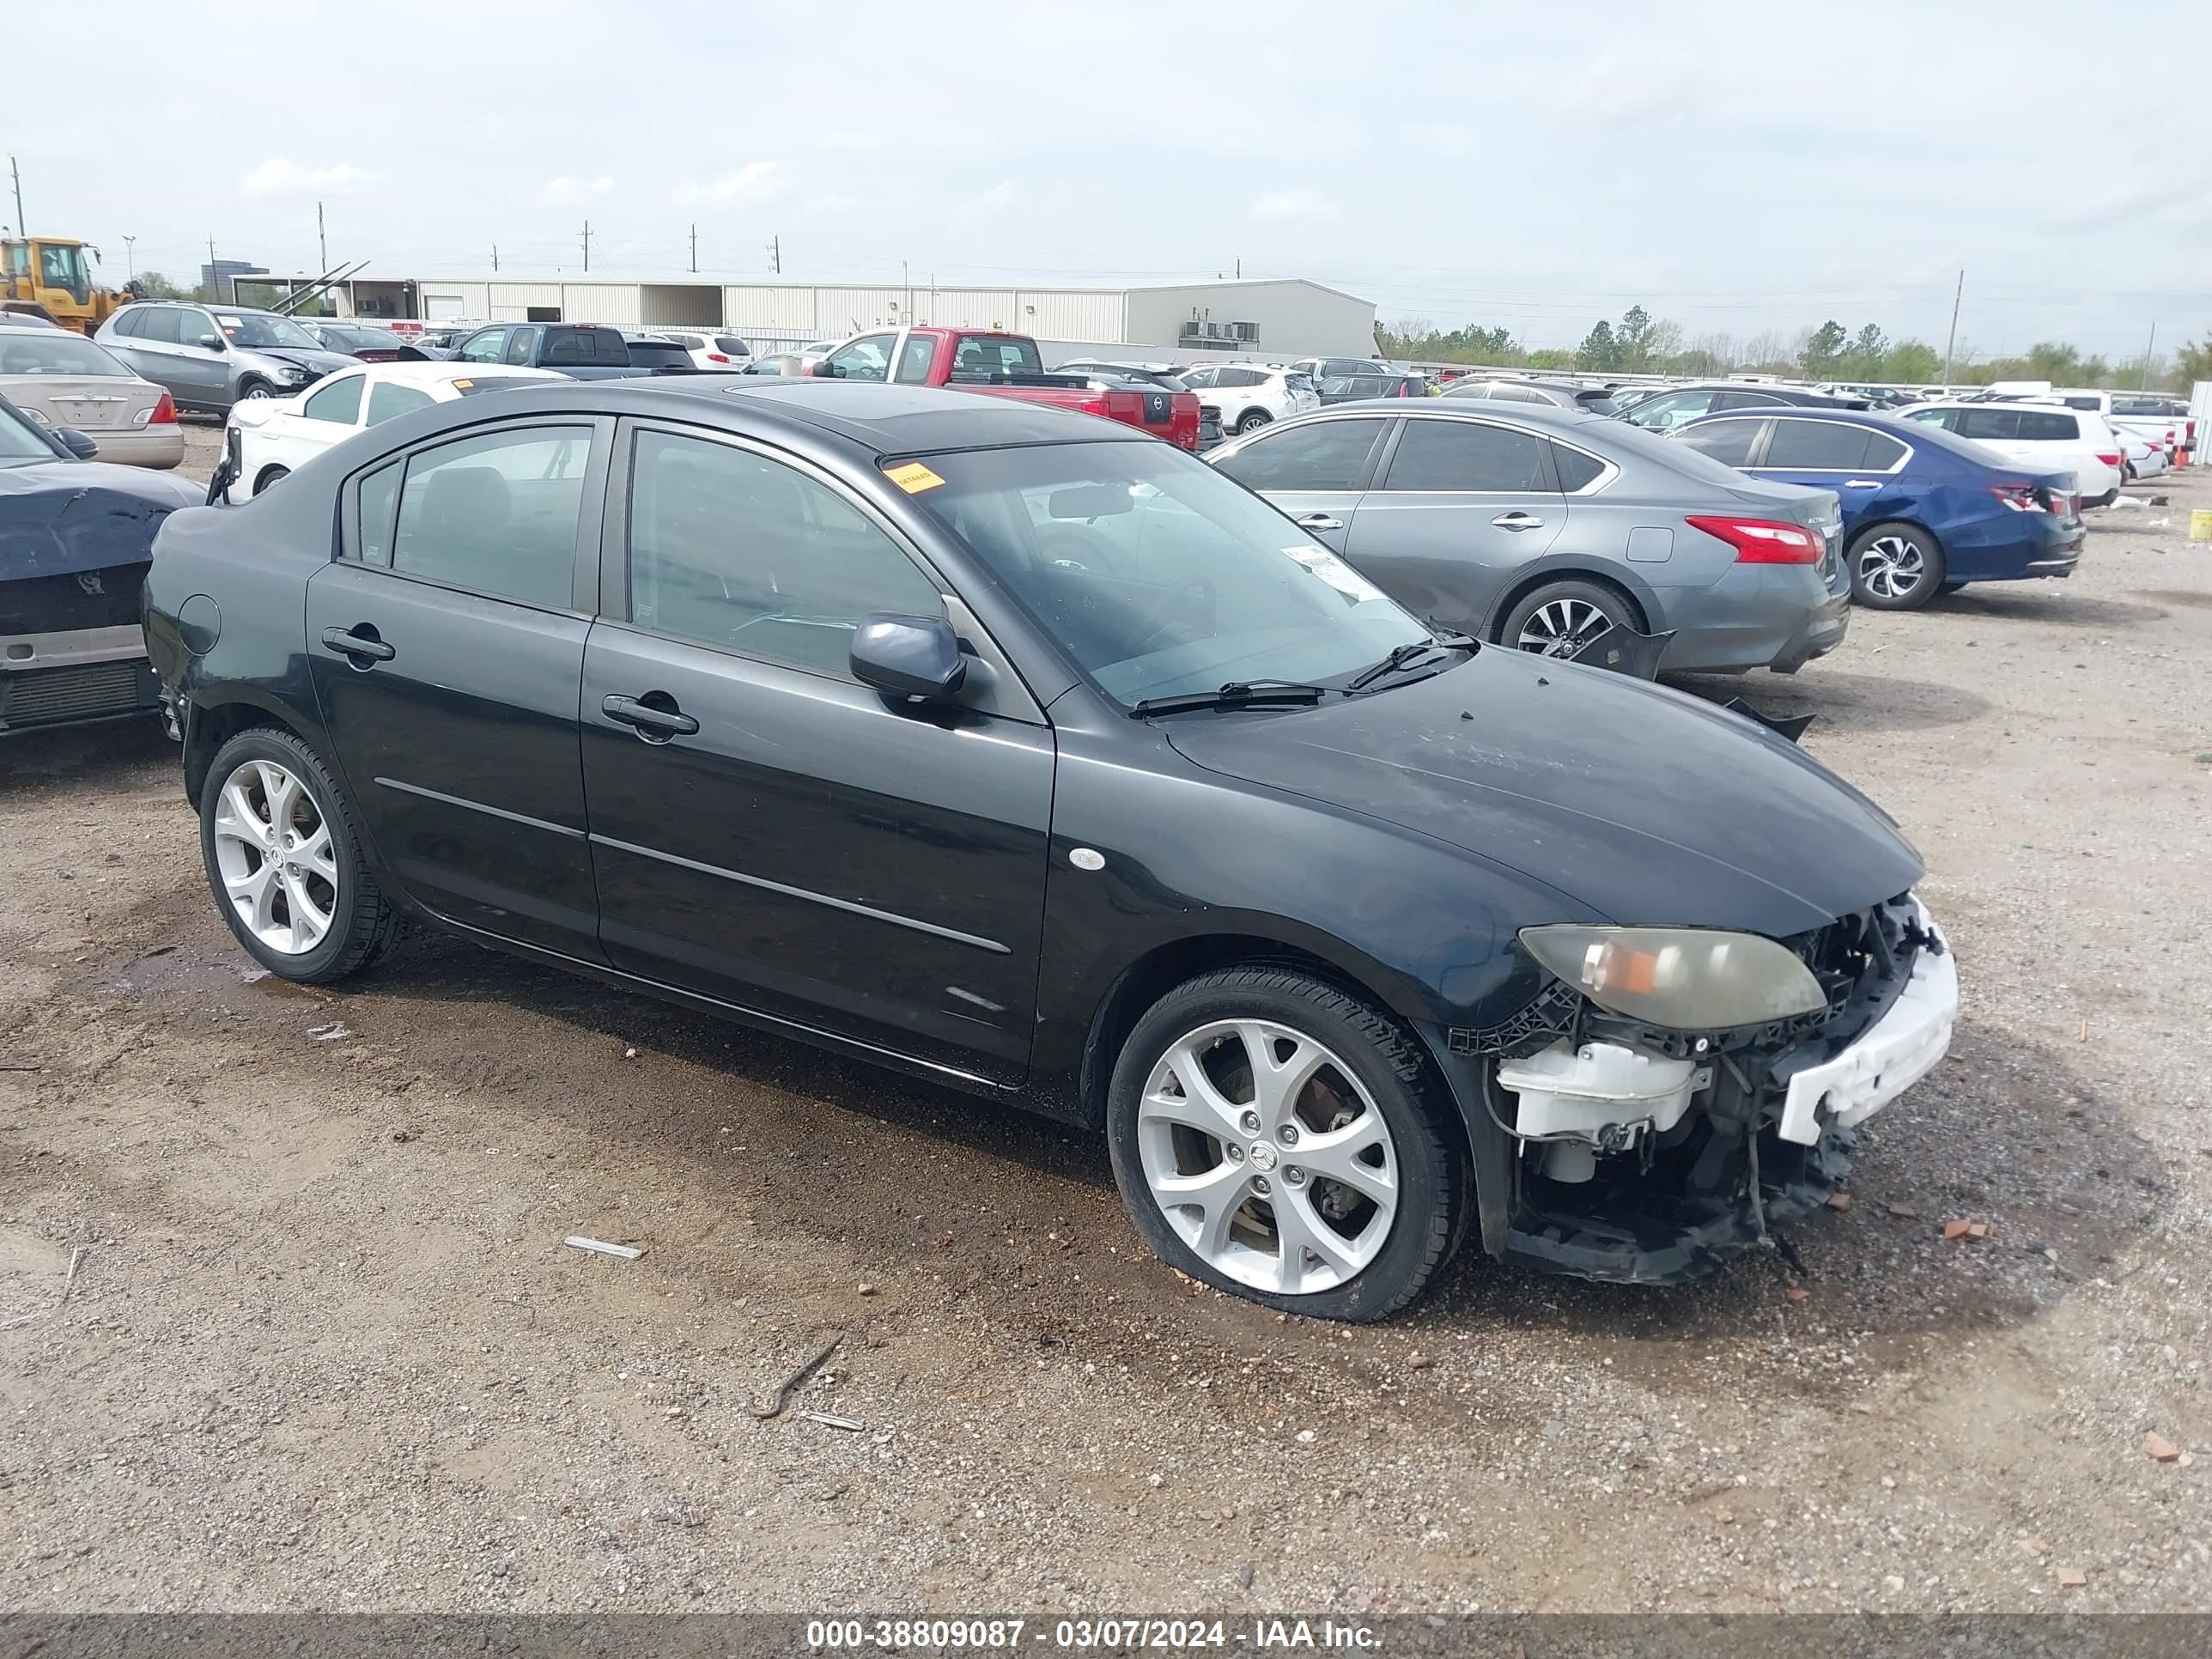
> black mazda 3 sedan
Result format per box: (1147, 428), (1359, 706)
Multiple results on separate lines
(143, 380), (1959, 1319)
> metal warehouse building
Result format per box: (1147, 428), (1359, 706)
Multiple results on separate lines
(246, 272), (1379, 359)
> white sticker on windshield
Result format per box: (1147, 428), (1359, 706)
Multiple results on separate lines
(216, 315), (244, 331)
(1282, 544), (1385, 604)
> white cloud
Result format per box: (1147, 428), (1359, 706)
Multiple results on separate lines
(672, 162), (787, 208)
(239, 157), (371, 198)
(1249, 190), (1335, 222)
(539, 174), (614, 206)
(956, 179), (1018, 220)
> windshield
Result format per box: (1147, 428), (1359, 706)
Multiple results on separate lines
(216, 311), (319, 349)
(908, 441), (1428, 708)
(328, 325), (405, 349)
(0, 400), (61, 465)
(38, 242), (91, 300)
(0, 332), (131, 377)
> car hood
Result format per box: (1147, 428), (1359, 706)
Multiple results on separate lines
(1164, 647), (1922, 936)
(0, 459), (202, 583)
(252, 346), (356, 374)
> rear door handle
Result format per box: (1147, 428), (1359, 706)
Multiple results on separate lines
(601, 693), (699, 740)
(1294, 514), (1344, 531)
(1843, 478), (1882, 489)
(1491, 511), (1545, 530)
(319, 625), (394, 663)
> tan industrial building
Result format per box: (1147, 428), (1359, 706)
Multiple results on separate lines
(246, 272), (1379, 359)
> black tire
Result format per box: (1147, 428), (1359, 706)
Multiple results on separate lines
(198, 726), (400, 983)
(1236, 409), (1273, 434)
(1844, 520), (1947, 611)
(1497, 577), (1637, 658)
(1105, 967), (1463, 1322)
(236, 380), (274, 403)
(1937, 580), (1971, 595)
(254, 465), (289, 495)
(2089, 489), (2118, 508)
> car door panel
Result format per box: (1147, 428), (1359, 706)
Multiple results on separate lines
(1213, 415), (1389, 554)
(303, 418), (610, 957)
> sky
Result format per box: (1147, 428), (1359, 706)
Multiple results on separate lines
(9, 0), (2209, 362)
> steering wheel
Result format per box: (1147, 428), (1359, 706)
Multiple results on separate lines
(1130, 575), (1217, 655)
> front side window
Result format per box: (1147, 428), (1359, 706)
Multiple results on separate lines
(823, 334), (893, 381)
(626, 429), (941, 678)
(458, 330), (507, 364)
(357, 459), (401, 566)
(365, 380), (434, 425)
(911, 441), (1426, 708)
(504, 328), (539, 367)
(386, 425), (592, 610)
(1382, 418), (1551, 491)
(1212, 417), (1385, 492)
(893, 335), (935, 384)
(950, 336), (1043, 377)
(303, 373), (365, 424)
(1674, 417), (1763, 467)
(1178, 368), (1216, 390)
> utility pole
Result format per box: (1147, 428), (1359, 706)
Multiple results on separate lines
(8, 155), (22, 235)
(2142, 320), (2156, 389)
(123, 235), (136, 281)
(903, 259), (911, 321)
(1235, 255), (1241, 279)
(582, 220), (591, 272)
(1941, 269), (1964, 386)
(317, 202), (327, 271)
(491, 245), (500, 272)
(689, 222), (697, 273)
(767, 234), (780, 275)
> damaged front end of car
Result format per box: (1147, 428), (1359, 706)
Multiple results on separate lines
(1451, 893), (1957, 1283)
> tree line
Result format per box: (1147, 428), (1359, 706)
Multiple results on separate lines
(1377, 307), (2211, 392)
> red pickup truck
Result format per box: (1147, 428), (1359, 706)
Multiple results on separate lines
(811, 326), (1201, 451)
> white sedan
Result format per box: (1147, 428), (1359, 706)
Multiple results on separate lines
(226, 361), (563, 500)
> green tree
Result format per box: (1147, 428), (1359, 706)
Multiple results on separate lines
(2023, 341), (2081, 381)
(1576, 319), (1619, 371)
(1800, 320), (1848, 376)
(1844, 324), (1888, 377)
(1524, 347), (1575, 369)
(2173, 337), (2212, 387)
(128, 270), (191, 301)
(1879, 340), (1941, 383)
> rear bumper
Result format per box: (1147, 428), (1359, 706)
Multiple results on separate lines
(1654, 568), (1850, 675)
(82, 427), (185, 469)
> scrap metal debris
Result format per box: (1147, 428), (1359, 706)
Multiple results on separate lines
(796, 1411), (865, 1432)
(564, 1236), (643, 1261)
(307, 1022), (355, 1042)
(0, 1245), (86, 1333)
(749, 1334), (844, 1420)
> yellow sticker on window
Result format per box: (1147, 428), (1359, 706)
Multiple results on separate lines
(885, 461), (945, 494)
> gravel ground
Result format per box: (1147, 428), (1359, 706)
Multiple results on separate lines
(1, 440), (2207, 1615)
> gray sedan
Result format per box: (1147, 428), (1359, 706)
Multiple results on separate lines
(1206, 400), (1850, 675)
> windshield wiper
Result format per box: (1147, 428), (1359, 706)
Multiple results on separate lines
(1128, 681), (1332, 718)
(1346, 631), (1478, 692)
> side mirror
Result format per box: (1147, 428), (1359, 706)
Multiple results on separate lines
(194, 332), (224, 350)
(53, 426), (98, 460)
(850, 614), (966, 702)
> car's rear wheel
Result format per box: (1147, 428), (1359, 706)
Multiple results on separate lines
(199, 727), (399, 983)
(1499, 578), (1634, 659)
(254, 465), (289, 495)
(1237, 410), (1272, 434)
(1106, 968), (1462, 1321)
(1847, 521), (1946, 610)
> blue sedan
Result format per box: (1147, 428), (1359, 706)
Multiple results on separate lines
(1666, 404), (2083, 610)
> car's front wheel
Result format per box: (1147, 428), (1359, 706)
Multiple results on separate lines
(1106, 968), (1462, 1321)
(237, 380), (274, 402)
(1847, 521), (1946, 610)
(1237, 410), (1272, 434)
(198, 726), (400, 983)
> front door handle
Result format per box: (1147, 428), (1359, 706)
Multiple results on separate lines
(1491, 511), (1546, 530)
(1294, 513), (1344, 532)
(1843, 478), (1882, 489)
(602, 693), (699, 740)
(319, 624), (394, 664)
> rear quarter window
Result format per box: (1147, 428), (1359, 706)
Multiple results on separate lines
(2017, 410), (2079, 441)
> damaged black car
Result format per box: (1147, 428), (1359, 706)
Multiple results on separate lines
(141, 380), (1955, 1320)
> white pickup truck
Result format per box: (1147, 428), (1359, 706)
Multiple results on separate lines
(2052, 388), (2193, 471)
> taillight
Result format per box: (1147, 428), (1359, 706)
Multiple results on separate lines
(1990, 483), (2048, 514)
(708, 352), (730, 362)
(143, 392), (177, 427)
(1683, 514), (1824, 564)
(2094, 452), (2122, 467)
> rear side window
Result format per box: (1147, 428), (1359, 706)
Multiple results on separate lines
(365, 380), (434, 426)
(1712, 391), (1784, 410)
(2017, 410), (2079, 441)
(386, 424), (592, 609)
(951, 336), (1043, 376)
(1956, 408), (2022, 441)
(1382, 418), (1551, 492)
(1216, 368), (1263, 389)
(541, 327), (625, 367)
(138, 307), (184, 344)
(1550, 443), (1607, 490)
(1861, 431), (1909, 470)
(302, 374), (364, 424)
(1674, 418), (1762, 466)
(1765, 419), (1886, 470)
(625, 429), (942, 678)
(1491, 385), (1547, 404)
(1212, 417), (1384, 492)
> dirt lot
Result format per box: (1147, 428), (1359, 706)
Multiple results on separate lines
(3, 432), (2208, 1614)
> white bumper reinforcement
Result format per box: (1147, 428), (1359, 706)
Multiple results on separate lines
(1777, 902), (1958, 1147)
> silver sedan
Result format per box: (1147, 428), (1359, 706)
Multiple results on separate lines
(1206, 399), (1850, 675)
(0, 325), (183, 470)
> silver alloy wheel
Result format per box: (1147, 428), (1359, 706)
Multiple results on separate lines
(1516, 597), (1613, 656)
(1856, 533), (1926, 601)
(210, 758), (338, 955)
(240, 385), (272, 400)
(1136, 1018), (1398, 1295)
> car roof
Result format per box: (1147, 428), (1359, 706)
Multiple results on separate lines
(336, 360), (565, 386)
(498, 377), (1155, 455)
(1318, 396), (1605, 429)
(1683, 404), (1923, 434)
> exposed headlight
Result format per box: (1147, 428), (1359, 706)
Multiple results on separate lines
(1518, 925), (1826, 1029)
(280, 365), (310, 381)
